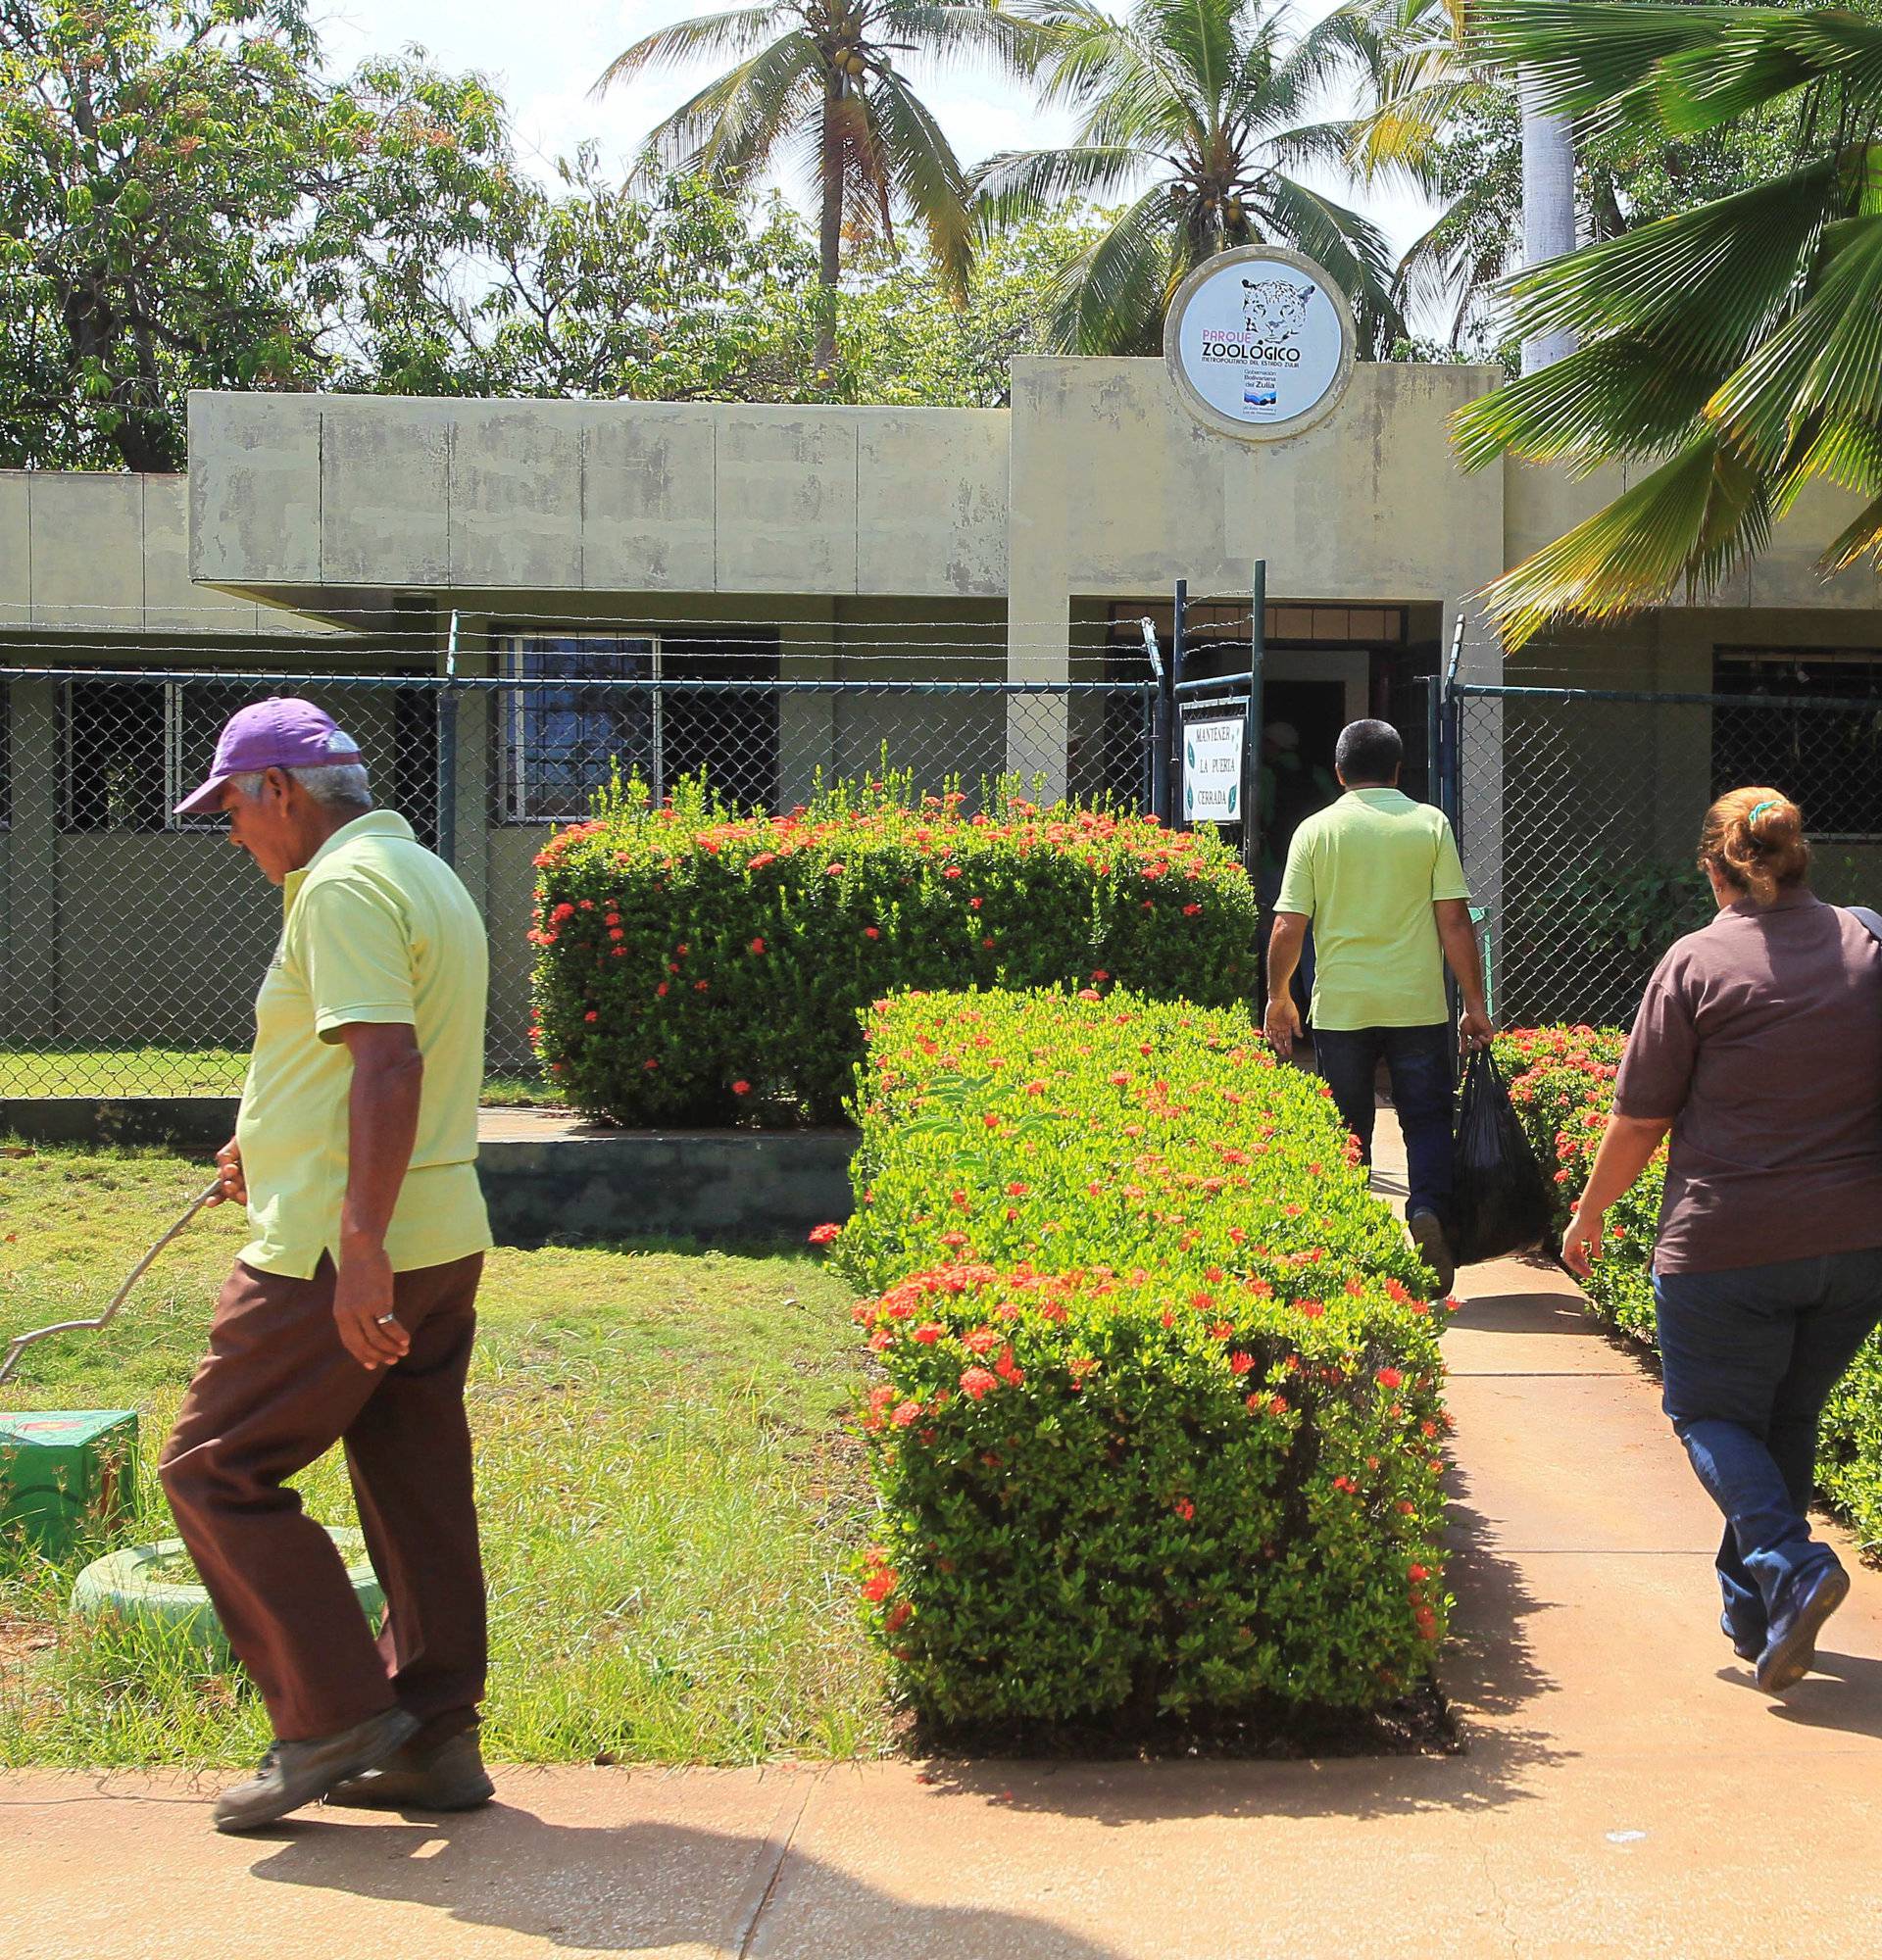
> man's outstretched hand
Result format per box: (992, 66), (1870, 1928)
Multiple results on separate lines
(1263, 994), (1303, 1060)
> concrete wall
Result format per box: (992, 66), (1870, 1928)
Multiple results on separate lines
(187, 393), (1011, 610)
(0, 470), (344, 639)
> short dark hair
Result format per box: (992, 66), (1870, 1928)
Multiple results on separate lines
(1335, 719), (1404, 784)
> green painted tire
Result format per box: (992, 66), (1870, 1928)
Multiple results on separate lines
(72, 1526), (383, 1658)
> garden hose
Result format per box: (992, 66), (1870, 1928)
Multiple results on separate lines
(0, 1180), (222, 1386)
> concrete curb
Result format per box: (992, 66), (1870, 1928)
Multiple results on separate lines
(1, 1102), (859, 1246)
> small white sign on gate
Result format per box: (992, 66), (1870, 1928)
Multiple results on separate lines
(1183, 716), (1245, 824)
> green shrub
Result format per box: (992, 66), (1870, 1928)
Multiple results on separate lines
(1499, 1024), (1882, 1547)
(1495, 1026), (1659, 1339)
(1498, 861), (1712, 1027)
(824, 989), (1451, 1726)
(528, 775), (1261, 1125)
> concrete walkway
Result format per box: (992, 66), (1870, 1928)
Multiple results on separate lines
(10, 1125), (1882, 1957)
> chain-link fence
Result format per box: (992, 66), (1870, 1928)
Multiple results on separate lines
(1448, 680), (1882, 1029)
(1, 665), (1159, 1098)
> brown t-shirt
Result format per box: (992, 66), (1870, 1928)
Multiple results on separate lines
(1612, 891), (1882, 1274)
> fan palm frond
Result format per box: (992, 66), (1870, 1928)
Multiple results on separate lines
(1480, 434), (1772, 646)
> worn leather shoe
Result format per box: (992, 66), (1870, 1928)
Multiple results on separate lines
(1720, 1610), (1761, 1664)
(1408, 1209), (1456, 1298)
(1756, 1561), (1850, 1695)
(212, 1707), (419, 1834)
(325, 1728), (495, 1812)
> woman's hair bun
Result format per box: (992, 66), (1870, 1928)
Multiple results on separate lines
(1698, 787), (1809, 906)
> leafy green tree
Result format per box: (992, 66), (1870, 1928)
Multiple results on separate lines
(1453, 0), (1882, 644)
(0, 0), (518, 469)
(350, 153), (826, 405)
(836, 209), (1114, 405)
(595, 0), (1047, 381)
(973, 0), (1405, 357)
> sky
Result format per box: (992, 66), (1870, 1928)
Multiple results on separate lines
(315, 0), (1446, 273)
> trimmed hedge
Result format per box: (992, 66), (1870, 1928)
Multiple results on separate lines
(824, 988), (1453, 1727)
(1499, 1024), (1882, 1549)
(528, 776), (1261, 1125)
(1496, 1026), (1656, 1338)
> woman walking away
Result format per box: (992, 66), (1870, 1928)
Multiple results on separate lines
(1563, 789), (1882, 1695)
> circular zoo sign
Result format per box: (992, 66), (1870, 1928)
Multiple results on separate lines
(1164, 247), (1355, 441)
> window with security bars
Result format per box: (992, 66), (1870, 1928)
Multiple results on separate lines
(1713, 649), (1882, 839)
(60, 677), (438, 838)
(498, 631), (782, 820)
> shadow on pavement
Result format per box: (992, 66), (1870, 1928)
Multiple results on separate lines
(1448, 1286), (1601, 1341)
(912, 1484), (1570, 1826)
(249, 1812), (1125, 1958)
(1761, 1648), (1882, 1738)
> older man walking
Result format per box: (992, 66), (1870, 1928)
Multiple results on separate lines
(1263, 718), (1491, 1297)
(158, 699), (495, 1832)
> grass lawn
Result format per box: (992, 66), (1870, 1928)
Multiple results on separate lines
(0, 1147), (883, 1769)
(0, 1047), (565, 1107)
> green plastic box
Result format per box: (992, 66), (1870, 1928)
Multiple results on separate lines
(0, 1410), (139, 1557)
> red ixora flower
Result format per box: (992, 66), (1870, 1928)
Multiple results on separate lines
(731, 1080), (752, 1096)
(959, 1365), (998, 1400)
(1172, 1496), (1195, 1521)
(749, 937), (767, 955)
(808, 1221), (841, 1245)
(1376, 1367), (1405, 1390)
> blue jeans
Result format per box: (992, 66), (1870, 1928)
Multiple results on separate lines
(1314, 1023), (1454, 1224)
(1655, 1249), (1882, 1644)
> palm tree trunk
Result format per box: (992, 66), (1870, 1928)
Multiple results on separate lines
(816, 85), (844, 384)
(1519, 72), (1577, 375)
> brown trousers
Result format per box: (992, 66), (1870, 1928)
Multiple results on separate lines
(159, 1252), (486, 1743)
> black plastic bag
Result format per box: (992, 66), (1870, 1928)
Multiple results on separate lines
(1451, 1049), (1554, 1265)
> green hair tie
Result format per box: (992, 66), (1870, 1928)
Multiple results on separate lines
(1748, 800), (1780, 824)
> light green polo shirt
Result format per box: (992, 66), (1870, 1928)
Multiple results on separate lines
(236, 810), (492, 1280)
(1275, 788), (1470, 1031)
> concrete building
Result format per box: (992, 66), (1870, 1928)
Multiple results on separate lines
(4, 355), (1880, 1070)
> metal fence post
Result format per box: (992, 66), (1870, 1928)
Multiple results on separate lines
(435, 686), (460, 870)
(1242, 559), (1265, 875)
(434, 607), (461, 869)
(1140, 616), (1169, 824)
(1170, 578), (1187, 830)
(1423, 673), (1443, 809)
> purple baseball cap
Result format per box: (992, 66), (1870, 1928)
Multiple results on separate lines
(173, 698), (364, 816)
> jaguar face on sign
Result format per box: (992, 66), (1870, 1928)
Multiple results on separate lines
(1239, 278), (1315, 343)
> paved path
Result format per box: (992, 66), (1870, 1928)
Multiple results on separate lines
(10, 1122), (1882, 1957)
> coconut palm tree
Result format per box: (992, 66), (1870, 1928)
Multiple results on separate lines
(595, 1), (1046, 380)
(973, 0), (1405, 357)
(1453, 1), (1882, 646)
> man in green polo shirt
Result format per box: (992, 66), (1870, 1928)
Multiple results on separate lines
(157, 699), (496, 1832)
(1264, 718), (1491, 1295)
